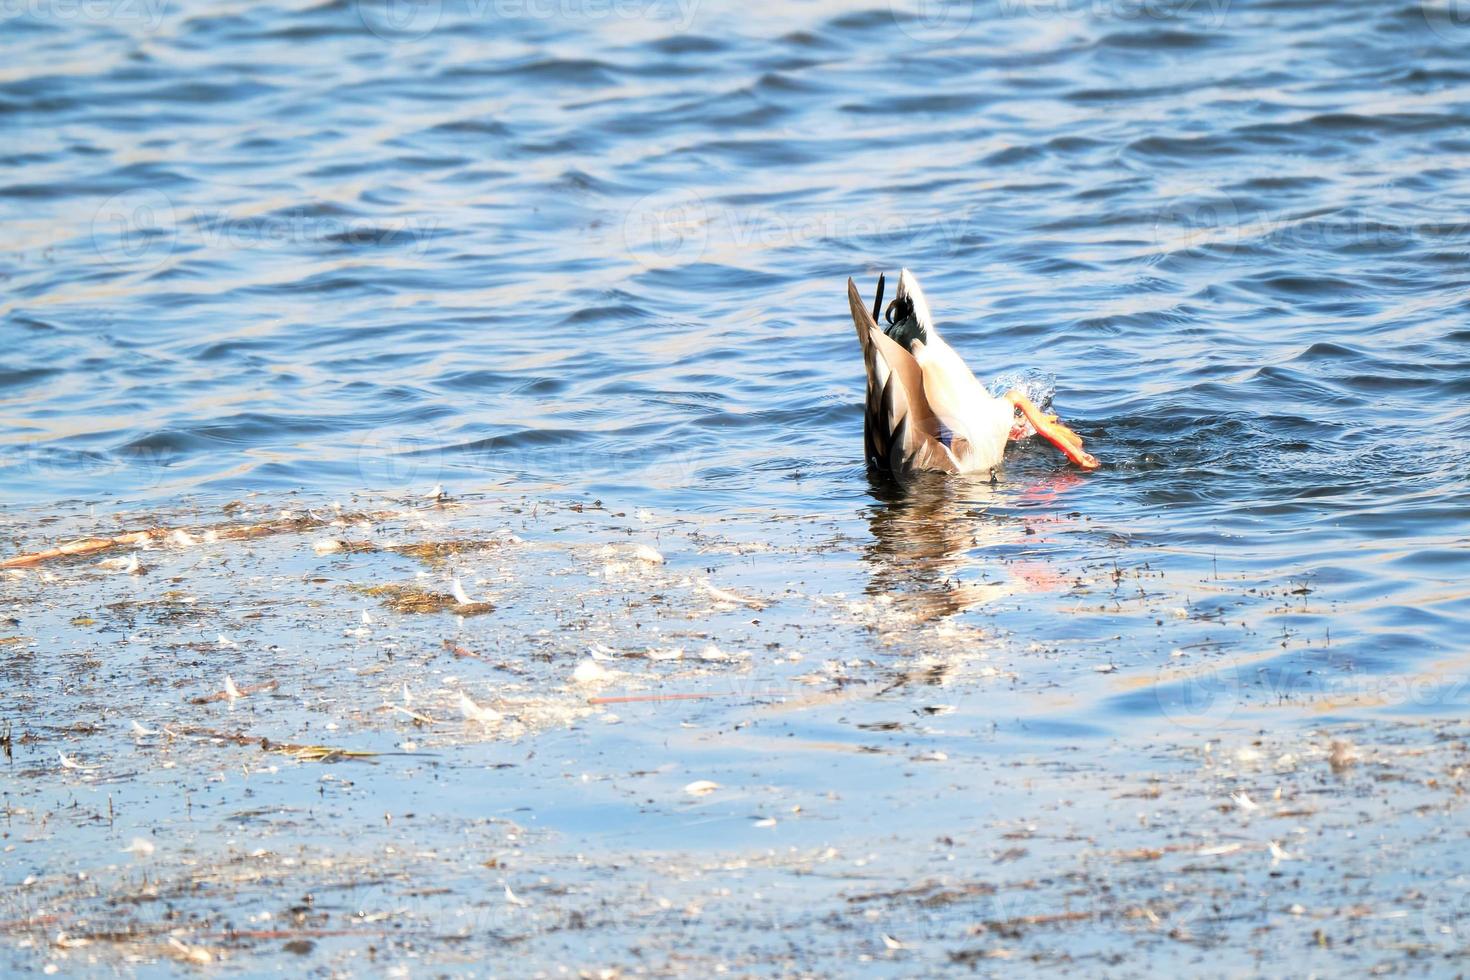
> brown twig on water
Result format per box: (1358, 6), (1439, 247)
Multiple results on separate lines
(1, 531), (154, 568)
(1, 510), (393, 569)
(169, 726), (379, 761)
(0, 914), (62, 932)
(189, 680), (280, 704)
(443, 639), (485, 659)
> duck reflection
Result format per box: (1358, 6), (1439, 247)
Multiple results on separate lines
(862, 468), (1085, 623)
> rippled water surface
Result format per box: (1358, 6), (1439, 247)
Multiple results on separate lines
(3, 0), (1470, 968)
(8, 0), (1470, 684)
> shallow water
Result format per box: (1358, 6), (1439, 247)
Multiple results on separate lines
(3, 0), (1470, 973)
(4, 496), (1470, 975)
(6, 0), (1470, 737)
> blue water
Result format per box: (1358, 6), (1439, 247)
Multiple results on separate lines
(3, 1), (1469, 686)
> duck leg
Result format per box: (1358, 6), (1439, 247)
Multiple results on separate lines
(1005, 390), (1100, 470)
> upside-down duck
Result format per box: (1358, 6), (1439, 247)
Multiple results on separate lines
(848, 269), (1099, 476)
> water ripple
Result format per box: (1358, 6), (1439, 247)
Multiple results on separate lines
(1, 0), (1468, 725)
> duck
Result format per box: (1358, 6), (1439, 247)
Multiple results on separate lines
(848, 269), (1099, 475)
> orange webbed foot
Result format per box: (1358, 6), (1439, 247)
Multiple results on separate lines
(1004, 390), (1100, 470)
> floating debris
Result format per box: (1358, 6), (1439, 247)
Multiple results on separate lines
(443, 640), (486, 660)
(2, 492), (1464, 977)
(190, 678), (278, 704)
(385, 704), (436, 725)
(121, 838), (155, 858)
(166, 937), (213, 966)
(458, 693), (502, 726)
(171, 727), (379, 763)
(97, 553), (144, 575)
(631, 544), (664, 564)
(387, 540), (504, 563)
(571, 659), (613, 685)
(352, 583), (494, 616)
(276, 744), (379, 762)
(4, 532), (149, 568)
(700, 579), (767, 610)
(4, 510), (392, 568)
(587, 689), (788, 705)
(1329, 740), (1358, 773)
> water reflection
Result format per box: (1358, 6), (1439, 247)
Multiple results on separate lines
(862, 470), (1011, 623)
(862, 466), (1091, 625)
